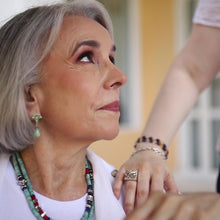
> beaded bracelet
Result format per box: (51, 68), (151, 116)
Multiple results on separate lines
(134, 136), (169, 159)
(131, 144), (166, 160)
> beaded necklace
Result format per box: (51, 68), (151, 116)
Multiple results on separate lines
(12, 152), (94, 220)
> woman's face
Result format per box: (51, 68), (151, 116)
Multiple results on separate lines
(37, 16), (127, 144)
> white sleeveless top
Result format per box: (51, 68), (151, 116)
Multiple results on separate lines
(193, 0), (220, 28)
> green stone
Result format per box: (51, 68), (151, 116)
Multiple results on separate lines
(34, 128), (40, 138)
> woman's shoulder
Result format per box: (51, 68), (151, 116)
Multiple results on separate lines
(86, 149), (116, 175)
(86, 149), (119, 187)
(0, 153), (10, 188)
(0, 153), (10, 168)
(86, 149), (125, 218)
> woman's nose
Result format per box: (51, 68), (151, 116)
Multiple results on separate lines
(104, 65), (127, 89)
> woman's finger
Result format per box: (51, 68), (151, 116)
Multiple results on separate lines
(164, 172), (179, 193)
(150, 166), (164, 192)
(136, 167), (150, 207)
(113, 167), (125, 199)
(123, 180), (137, 214)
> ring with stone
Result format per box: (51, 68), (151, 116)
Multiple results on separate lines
(123, 169), (138, 181)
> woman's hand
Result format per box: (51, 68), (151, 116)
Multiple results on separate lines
(125, 192), (220, 220)
(113, 150), (178, 214)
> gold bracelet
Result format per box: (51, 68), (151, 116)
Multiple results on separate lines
(131, 143), (166, 160)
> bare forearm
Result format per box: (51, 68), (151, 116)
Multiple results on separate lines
(143, 67), (199, 145)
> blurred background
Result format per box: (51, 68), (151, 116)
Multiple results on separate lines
(1, 0), (219, 193)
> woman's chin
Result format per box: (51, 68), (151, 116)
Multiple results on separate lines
(102, 127), (120, 140)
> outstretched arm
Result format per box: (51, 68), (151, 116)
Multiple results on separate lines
(125, 192), (220, 220)
(114, 24), (220, 214)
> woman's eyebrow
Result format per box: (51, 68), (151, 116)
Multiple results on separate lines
(72, 40), (100, 56)
(72, 40), (116, 55)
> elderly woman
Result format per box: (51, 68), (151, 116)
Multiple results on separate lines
(0, 0), (127, 219)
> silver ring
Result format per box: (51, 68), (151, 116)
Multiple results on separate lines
(111, 169), (118, 178)
(124, 169), (138, 181)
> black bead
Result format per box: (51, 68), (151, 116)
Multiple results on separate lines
(149, 137), (153, 143)
(156, 139), (160, 145)
(162, 144), (167, 151)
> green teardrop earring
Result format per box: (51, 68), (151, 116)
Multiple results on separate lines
(32, 114), (42, 138)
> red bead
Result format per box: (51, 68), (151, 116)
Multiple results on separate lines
(86, 168), (89, 174)
(43, 215), (49, 220)
(34, 201), (39, 206)
(31, 195), (36, 200)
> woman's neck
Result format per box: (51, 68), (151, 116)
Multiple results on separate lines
(20, 141), (88, 201)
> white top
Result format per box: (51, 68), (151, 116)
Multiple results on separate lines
(0, 150), (125, 220)
(193, 0), (220, 28)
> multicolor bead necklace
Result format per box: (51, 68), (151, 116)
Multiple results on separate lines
(12, 152), (94, 220)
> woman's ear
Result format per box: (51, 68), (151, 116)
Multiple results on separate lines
(25, 86), (41, 118)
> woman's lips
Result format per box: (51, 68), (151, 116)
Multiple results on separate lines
(98, 101), (120, 112)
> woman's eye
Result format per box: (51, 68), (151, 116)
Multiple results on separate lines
(78, 52), (93, 63)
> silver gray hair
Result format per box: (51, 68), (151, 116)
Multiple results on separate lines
(0, 0), (113, 153)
